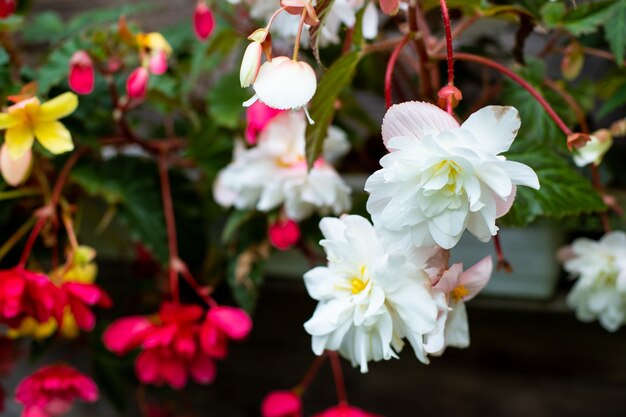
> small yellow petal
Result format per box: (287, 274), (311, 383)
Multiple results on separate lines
(143, 32), (172, 55)
(0, 113), (20, 130)
(34, 121), (74, 154)
(5, 124), (35, 159)
(38, 92), (79, 122)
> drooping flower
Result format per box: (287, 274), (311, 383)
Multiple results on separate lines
(15, 364), (98, 417)
(136, 32), (173, 75)
(194, 1), (215, 41)
(0, 93), (78, 159)
(240, 41), (264, 88)
(103, 302), (251, 389)
(431, 257), (492, 351)
(365, 102), (540, 250)
(269, 218), (301, 250)
(0, 0), (15, 18)
(0, 267), (65, 329)
(245, 101), (284, 144)
(0, 142), (31, 186)
(244, 57), (317, 115)
(560, 231), (626, 332)
(572, 128), (612, 167)
(126, 67), (150, 99)
(261, 390), (302, 417)
(214, 111), (351, 221)
(312, 404), (384, 417)
(68, 51), (95, 95)
(303, 215), (447, 373)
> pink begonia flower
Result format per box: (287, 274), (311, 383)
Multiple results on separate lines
(0, 0), (15, 18)
(104, 302), (250, 389)
(378, 0), (399, 15)
(261, 390), (302, 417)
(432, 257), (493, 350)
(0, 143), (31, 186)
(68, 51), (95, 95)
(15, 364), (98, 417)
(126, 67), (150, 99)
(60, 282), (112, 331)
(268, 218), (301, 250)
(245, 101), (284, 145)
(0, 268), (64, 329)
(312, 404), (384, 417)
(194, 1), (215, 41)
(148, 50), (168, 75)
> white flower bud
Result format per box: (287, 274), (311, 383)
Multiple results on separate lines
(240, 42), (263, 88)
(1, 143), (32, 187)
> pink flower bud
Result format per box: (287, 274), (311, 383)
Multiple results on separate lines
(148, 49), (168, 75)
(240, 42), (263, 88)
(261, 390), (302, 417)
(68, 51), (95, 95)
(126, 67), (150, 99)
(0, 0), (15, 18)
(268, 219), (301, 250)
(379, 0), (399, 15)
(0, 143), (31, 187)
(194, 1), (215, 41)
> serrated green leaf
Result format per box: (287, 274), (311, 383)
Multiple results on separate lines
(604, 0), (626, 66)
(501, 144), (605, 227)
(305, 50), (362, 168)
(542, 1), (615, 35)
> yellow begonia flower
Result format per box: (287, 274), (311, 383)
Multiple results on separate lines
(8, 317), (58, 340)
(0, 92), (78, 160)
(136, 32), (172, 56)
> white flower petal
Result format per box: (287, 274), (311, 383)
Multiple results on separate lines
(461, 106), (520, 154)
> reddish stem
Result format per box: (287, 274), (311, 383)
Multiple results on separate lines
(441, 52), (573, 137)
(439, 0), (455, 87)
(408, 2), (434, 99)
(296, 353), (327, 393)
(493, 234), (512, 273)
(590, 165), (612, 233)
(328, 351), (348, 406)
(157, 153), (180, 302)
(385, 34), (410, 109)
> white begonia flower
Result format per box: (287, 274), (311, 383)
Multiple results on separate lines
(243, 57), (317, 116)
(365, 102), (540, 250)
(562, 231), (626, 332)
(303, 215), (448, 373)
(431, 257), (492, 352)
(572, 129), (613, 167)
(213, 111), (351, 221)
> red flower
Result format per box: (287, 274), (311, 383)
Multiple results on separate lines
(60, 282), (112, 331)
(261, 390), (302, 417)
(104, 302), (250, 389)
(126, 67), (150, 99)
(312, 405), (384, 417)
(68, 51), (95, 95)
(0, 0), (15, 19)
(268, 218), (301, 251)
(194, 1), (215, 41)
(15, 364), (98, 417)
(0, 268), (64, 329)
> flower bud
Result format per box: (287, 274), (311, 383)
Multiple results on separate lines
(240, 42), (263, 88)
(437, 85), (463, 109)
(126, 67), (150, 99)
(245, 57), (317, 112)
(0, 0), (15, 18)
(0, 143), (31, 186)
(261, 390), (302, 417)
(268, 218), (301, 250)
(194, 1), (215, 41)
(68, 51), (95, 95)
(379, 0), (400, 15)
(148, 49), (168, 75)
(573, 129), (613, 167)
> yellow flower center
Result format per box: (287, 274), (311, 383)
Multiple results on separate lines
(451, 285), (469, 302)
(433, 159), (463, 193)
(350, 265), (369, 294)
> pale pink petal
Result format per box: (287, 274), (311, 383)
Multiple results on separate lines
(495, 185), (516, 218)
(0, 144), (31, 186)
(459, 256), (493, 301)
(379, 0), (399, 15)
(207, 306), (253, 340)
(149, 50), (168, 75)
(381, 101), (459, 149)
(433, 263), (462, 293)
(461, 106), (520, 154)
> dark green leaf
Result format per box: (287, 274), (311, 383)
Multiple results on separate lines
(604, 0), (626, 66)
(309, 0), (336, 68)
(207, 72), (249, 129)
(23, 11), (64, 43)
(597, 82), (626, 119)
(542, 1), (615, 35)
(305, 50), (362, 168)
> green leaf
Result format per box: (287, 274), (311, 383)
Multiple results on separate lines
(22, 11), (64, 43)
(36, 39), (80, 95)
(66, 2), (155, 34)
(305, 50), (362, 168)
(604, 0), (626, 66)
(227, 250), (266, 313)
(222, 210), (256, 244)
(207, 72), (249, 129)
(597, 82), (626, 119)
(71, 157), (169, 263)
(309, 0), (336, 68)
(542, 1), (615, 35)
(501, 144), (605, 227)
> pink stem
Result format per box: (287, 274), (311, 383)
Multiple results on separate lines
(328, 351), (348, 406)
(296, 353), (327, 393)
(157, 153), (180, 302)
(439, 0), (455, 87)
(385, 34), (410, 109)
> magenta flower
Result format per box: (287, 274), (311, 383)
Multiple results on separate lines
(0, 0), (15, 18)
(60, 282), (112, 331)
(194, 1), (215, 41)
(312, 405), (384, 417)
(0, 268), (64, 329)
(15, 364), (98, 417)
(245, 101), (284, 145)
(268, 218), (301, 251)
(68, 51), (95, 95)
(126, 67), (150, 99)
(261, 390), (302, 417)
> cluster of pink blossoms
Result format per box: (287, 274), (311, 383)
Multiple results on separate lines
(103, 302), (252, 389)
